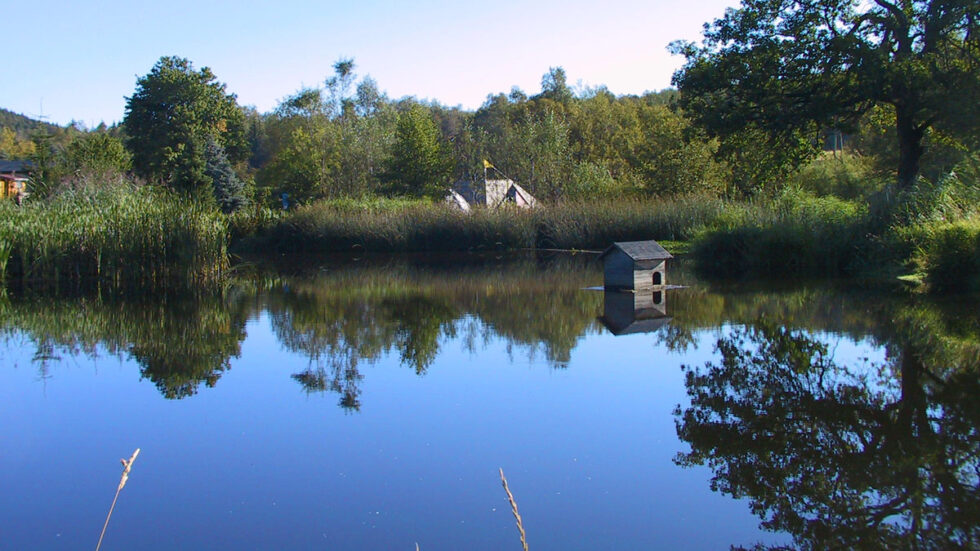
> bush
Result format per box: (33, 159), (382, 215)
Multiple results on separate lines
(901, 220), (980, 292)
(789, 153), (882, 199)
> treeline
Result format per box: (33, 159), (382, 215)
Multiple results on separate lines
(7, 55), (971, 212)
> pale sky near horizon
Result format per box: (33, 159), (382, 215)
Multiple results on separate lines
(4, 0), (740, 128)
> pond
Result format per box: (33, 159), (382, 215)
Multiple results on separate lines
(1, 253), (977, 550)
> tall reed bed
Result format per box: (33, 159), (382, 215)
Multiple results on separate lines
(534, 194), (727, 249)
(690, 191), (870, 277)
(252, 194), (728, 253)
(269, 201), (536, 252)
(0, 185), (227, 291)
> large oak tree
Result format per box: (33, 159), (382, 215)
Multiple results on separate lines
(672, 0), (980, 190)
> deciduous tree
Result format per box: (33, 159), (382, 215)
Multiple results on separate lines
(124, 56), (247, 195)
(383, 104), (452, 199)
(672, 0), (980, 191)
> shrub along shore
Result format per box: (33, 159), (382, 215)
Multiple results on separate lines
(3, 175), (980, 294)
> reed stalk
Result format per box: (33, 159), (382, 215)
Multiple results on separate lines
(499, 468), (528, 551)
(96, 448), (140, 551)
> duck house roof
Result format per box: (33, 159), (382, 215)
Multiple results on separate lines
(598, 240), (673, 261)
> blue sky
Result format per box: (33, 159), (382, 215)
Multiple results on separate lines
(4, 0), (739, 127)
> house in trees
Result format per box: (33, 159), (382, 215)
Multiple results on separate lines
(0, 160), (33, 203)
(448, 176), (538, 210)
(599, 240), (672, 292)
(444, 189), (471, 212)
(484, 179), (537, 208)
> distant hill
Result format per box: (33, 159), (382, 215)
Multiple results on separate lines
(0, 107), (62, 137)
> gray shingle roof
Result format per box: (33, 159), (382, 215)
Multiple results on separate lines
(0, 160), (35, 174)
(599, 240), (673, 261)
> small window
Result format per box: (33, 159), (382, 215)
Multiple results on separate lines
(653, 271), (663, 285)
(653, 291), (663, 304)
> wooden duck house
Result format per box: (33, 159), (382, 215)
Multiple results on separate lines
(598, 240), (672, 292)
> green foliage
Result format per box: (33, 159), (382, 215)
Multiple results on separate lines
(850, 104), (974, 184)
(626, 101), (725, 195)
(266, 200), (535, 253)
(898, 219), (980, 293)
(28, 132), (61, 198)
(124, 56), (247, 192)
(788, 153), (882, 199)
(0, 127), (36, 159)
(535, 195), (727, 249)
(691, 190), (869, 277)
(537, 66), (573, 105)
(672, 0), (980, 191)
(62, 132), (132, 177)
(0, 107), (62, 141)
(256, 62), (397, 204)
(383, 104), (452, 199)
(240, 195), (727, 253)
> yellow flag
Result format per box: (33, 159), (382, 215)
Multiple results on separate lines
(483, 159), (494, 169)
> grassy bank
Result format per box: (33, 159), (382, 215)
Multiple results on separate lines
(0, 184), (227, 291)
(6, 173), (980, 295)
(234, 195), (727, 254)
(232, 183), (980, 293)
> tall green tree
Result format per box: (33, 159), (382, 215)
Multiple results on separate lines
(672, 0), (980, 191)
(259, 88), (339, 204)
(124, 56), (247, 195)
(383, 104), (452, 199)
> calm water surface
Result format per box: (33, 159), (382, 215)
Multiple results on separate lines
(1, 254), (977, 550)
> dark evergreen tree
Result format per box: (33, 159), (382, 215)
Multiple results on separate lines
(205, 137), (246, 213)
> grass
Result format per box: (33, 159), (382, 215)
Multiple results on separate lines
(894, 218), (980, 292)
(237, 194), (728, 254)
(0, 183), (227, 292)
(689, 190), (871, 278)
(8, 153), (979, 296)
(499, 468), (528, 551)
(96, 448), (140, 551)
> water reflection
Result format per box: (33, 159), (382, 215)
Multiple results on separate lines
(3, 254), (980, 548)
(0, 253), (604, 405)
(0, 292), (250, 399)
(675, 310), (980, 549)
(599, 288), (671, 336)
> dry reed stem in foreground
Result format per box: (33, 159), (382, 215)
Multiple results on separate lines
(96, 448), (140, 551)
(499, 468), (528, 551)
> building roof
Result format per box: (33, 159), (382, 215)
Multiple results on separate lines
(444, 189), (471, 212)
(599, 240), (673, 261)
(0, 160), (35, 174)
(598, 314), (672, 336)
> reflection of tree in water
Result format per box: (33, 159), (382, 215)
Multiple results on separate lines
(0, 292), (250, 400)
(292, 355), (364, 412)
(265, 253), (603, 407)
(676, 319), (980, 550)
(269, 288), (461, 410)
(129, 296), (249, 399)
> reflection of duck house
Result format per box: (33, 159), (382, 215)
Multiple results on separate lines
(598, 240), (673, 335)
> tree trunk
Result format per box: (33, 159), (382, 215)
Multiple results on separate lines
(896, 107), (925, 190)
